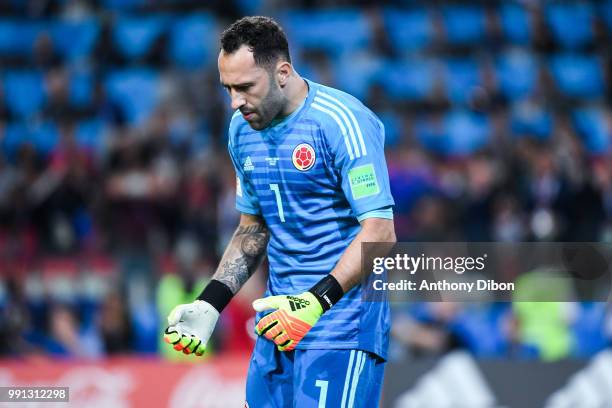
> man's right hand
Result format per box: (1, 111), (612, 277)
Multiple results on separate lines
(164, 300), (220, 356)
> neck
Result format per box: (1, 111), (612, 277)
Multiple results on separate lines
(281, 74), (308, 117)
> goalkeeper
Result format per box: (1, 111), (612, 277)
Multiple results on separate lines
(164, 16), (395, 408)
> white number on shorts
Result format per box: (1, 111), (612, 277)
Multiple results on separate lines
(315, 380), (328, 408)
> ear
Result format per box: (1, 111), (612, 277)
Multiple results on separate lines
(276, 61), (292, 88)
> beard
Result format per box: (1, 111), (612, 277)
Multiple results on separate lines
(246, 77), (286, 130)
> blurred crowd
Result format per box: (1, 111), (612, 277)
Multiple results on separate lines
(0, 0), (611, 361)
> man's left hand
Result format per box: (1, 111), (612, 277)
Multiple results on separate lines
(253, 292), (323, 351)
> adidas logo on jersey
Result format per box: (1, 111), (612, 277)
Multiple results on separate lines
(243, 156), (254, 171)
(287, 296), (310, 311)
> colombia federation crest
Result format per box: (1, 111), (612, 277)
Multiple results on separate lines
(292, 143), (316, 171)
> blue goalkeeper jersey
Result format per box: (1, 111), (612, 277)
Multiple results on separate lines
(228, 79), (394, 359)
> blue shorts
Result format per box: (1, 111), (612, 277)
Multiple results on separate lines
(245, 337), (385, 408)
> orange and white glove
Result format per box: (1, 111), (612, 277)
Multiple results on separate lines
(253, 292), (324, 351)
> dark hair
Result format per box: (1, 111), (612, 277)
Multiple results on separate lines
(220, 16), (291, 67)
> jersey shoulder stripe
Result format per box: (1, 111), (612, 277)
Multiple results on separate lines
(309, 85), (374, 161)
(313, 93), (362, 159)
(316, 91), (367, 157)
(311, 99), (356, 160)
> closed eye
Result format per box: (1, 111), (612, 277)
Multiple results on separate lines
(222, 83), (254, 93)
(235, 84), (252, 92)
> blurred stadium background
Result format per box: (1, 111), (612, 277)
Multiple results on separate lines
(0, 0), (611, 406)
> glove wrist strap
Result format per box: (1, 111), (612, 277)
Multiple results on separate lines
(309, 274), (344, 312)
(197, 280), (233, 313)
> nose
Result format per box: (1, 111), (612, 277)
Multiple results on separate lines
(230, 90), (246, 111)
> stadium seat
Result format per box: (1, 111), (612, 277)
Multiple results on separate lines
(443, 110), (491, 155)
(510, 101), (552, 140)
(105, 69), (159, 125)
(405, 302), (440, 323)
(450, 304), (511, 357)
(0, 20), (42, 57)
(51, 19), (100, 61)
(334, 54), (382, 101)
(69, 68), (94, 107)
(545, 3), (593, 48)
(2, 121), (59, 156)
(76, 119), (105, 150)
(414, 115), (445, 154)
(440, 6), (487, 46)
(377, 59), (436, 101)
(31, 122), (60, 155)
(113, 16), (166, 60)
(442, 58), (482, 105)
(3, 71), (46, 117)
(2, 122), (29, 157)
(550, 54), (604, 99)
(545, 3), (594, 49)
(0, 20), (22, 56)
(383, 8), (435, 54)
(167, 13), (217, 69)
(495, 49), (537, 100)
(294, 60), (324, 85)
(571, 303), (608, 357)
(572, 107), (611, 154)
(416, 110), (491, 156)
(281, 10), (372, 58)
(131, 300), (160, 354)
(499, 3), (532, 45)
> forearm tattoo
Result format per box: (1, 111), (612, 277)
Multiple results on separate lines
(213, 223), (269, 294)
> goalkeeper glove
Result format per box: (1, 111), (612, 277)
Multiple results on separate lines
(253, 292), (322, 351)
(164, 300), (219, 356)
(163, 280), (233, 356)
(253, 275), (344, 351)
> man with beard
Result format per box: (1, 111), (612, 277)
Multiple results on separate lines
(164, 16), (395, 408)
